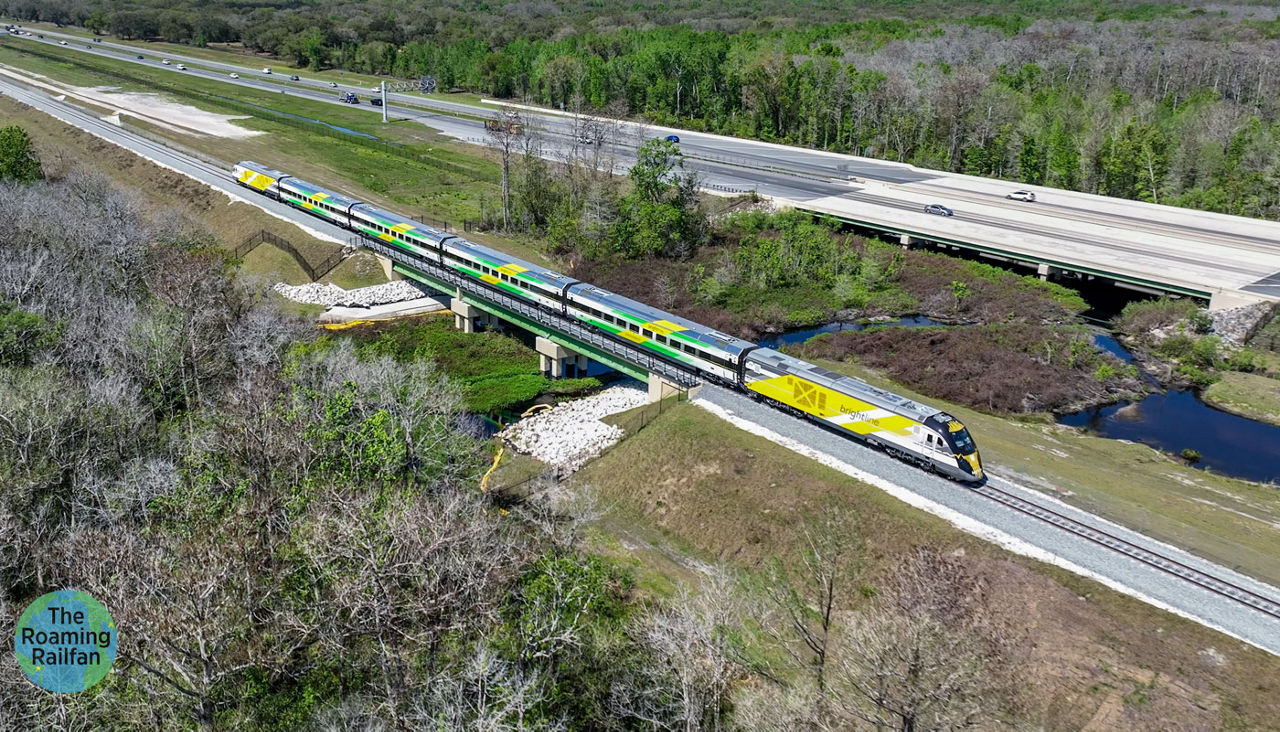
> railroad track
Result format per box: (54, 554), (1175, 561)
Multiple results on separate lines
(974, 479), (1280, 621)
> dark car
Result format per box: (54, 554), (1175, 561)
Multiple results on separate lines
(135, 55), (143, 60)
(290, 74), (300, 81)
(370, 97), (383, 106)
(664, 134), (680, 143)
(924, 203), (954, 217)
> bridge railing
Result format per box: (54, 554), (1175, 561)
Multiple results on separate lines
(354, 235), (700, 387)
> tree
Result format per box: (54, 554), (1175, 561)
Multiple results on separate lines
(612, 139), (706, 259)
(485, 109), (525, 231)
(755, 506), (861, 713)
(0, 126), (43, 184)
(828, 548), (1025, 731)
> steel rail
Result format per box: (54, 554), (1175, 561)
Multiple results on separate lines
(970, 480), (1280, 620)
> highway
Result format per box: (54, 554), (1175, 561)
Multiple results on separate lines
(5, 28), (1280, 308)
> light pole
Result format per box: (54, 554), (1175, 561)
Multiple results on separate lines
(381, 80), (387, 123)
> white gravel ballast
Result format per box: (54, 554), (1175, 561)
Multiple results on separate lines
(499, 384), (649, 474)
(273, 280), (427, 307)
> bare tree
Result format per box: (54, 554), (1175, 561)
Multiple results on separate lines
(755, 506), (861, 706)
(828, 548), (1025, 731)
(485, 109), (525, 231)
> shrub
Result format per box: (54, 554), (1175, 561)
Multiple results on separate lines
(1093, 362), (1118, 381)
(1181, 448), (1202, 462)
(1188, 309), (1213, 334)
(1175, 364), (1218, 386)
(1115, 297), (1199, 336)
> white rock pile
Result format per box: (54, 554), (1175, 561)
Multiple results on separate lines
(499, 384), (649, 475)
(273, 280), (427, 307)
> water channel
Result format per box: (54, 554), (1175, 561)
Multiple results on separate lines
(764, 320), (1280, 484)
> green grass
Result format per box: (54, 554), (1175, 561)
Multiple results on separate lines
(1202, 371), (1280, 426)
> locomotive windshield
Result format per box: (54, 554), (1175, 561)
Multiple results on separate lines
(948, 427), (975, 453)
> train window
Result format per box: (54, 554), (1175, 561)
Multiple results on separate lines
(629, 324), (639, 333)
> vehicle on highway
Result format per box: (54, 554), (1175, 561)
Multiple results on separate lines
(289, 74), (300, 81)
(229, 72), (239, 79)
(924, 203), (954, 216)
(328, 81), (338, 88)
(665, 134), (680, 143)
(135, 55), (143, 60)
(339, 91), (358, 103)
(36, 34), (42, 38)
(370, 97), (383, 106)
(232, 160), (986, 483)
(94, 38), (101, 42)
(262, 67), (272, 74)
(177, 64), (186, 70)
(1006, 190), (1036, 202)
(577, 135), (594, 144)
(162, 59), (170, 65)
(58, 40), (67, 45)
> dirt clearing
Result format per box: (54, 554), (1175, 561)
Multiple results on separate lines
(0, 66), (260, 138)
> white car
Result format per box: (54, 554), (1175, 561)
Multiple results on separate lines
(176, 64), (186, 70)
(58, 40), (67, 45)
(229, 72), (239, 79)
(162, 59), (171, 65)
(1006, 190), (1036, 202)
(262, 67), (272, 74)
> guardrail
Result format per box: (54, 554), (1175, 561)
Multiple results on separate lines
(354, 234), (699, 387)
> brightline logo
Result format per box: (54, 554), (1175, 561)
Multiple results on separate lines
(13, 589), (117, 693)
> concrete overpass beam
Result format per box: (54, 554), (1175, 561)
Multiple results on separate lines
(451, 298), (481, 333)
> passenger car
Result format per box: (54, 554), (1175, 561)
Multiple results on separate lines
(230, 160), (986, 483)
(229, 72), (239, 79)
(290, 75), (300, 81)
(664, 134), (680, 143)
(1006, 190), (1036, 202)
(924, 203), (954, 216)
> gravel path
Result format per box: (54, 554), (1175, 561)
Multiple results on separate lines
(273, 280), (428, 307)
(500, 384), (649, 475)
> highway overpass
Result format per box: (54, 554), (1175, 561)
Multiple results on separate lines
(5, 29), (1280, 310)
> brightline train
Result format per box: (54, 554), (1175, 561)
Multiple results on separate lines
(234, 161), (984, 482)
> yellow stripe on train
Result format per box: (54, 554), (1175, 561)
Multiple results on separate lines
(239, 171), (275, 191)
(747, 374), (917, 436)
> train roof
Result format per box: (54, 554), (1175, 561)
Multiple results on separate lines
(236, 161), (286, 180)
(746, 348), (942, 422)
(350, 202), (453, 244)
(570, 284), (757, 356)
(442, 236), (577, 286)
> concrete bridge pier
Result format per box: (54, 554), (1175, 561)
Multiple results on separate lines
(1037, 263), (1057, 281)
(451, 298), (482, 333)
(536, 336), (575, 379)
(899, 233), (915, 249)
(647, 373), (687, 403)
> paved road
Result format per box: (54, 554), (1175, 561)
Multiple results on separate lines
(6, 29), (1280, 307)
(6, 70), (1280, 655)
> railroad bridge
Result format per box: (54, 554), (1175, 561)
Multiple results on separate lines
(356, 236), (696, 402)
